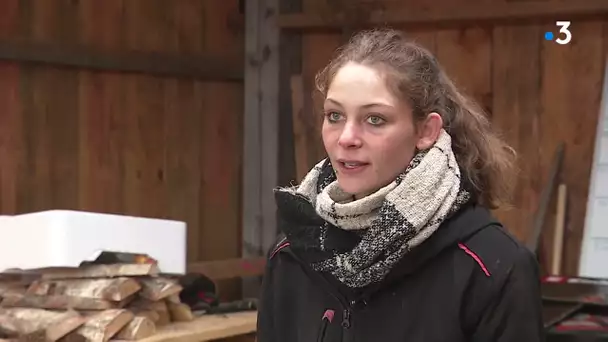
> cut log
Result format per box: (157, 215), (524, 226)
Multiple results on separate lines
(138, 278), (181, 301)
(1, 293), (120, 311)
(155, 303), (170, 326)
(0, 313), (20, 337)
(40, 264), (159, 280)
(166, 302), (193, 322)
(115, 316), (155, 340)
(55, 334), (85, 342)
(0, 308), (84, 341)
(63, 309), (133, 342)
(27, 278), (140, 302)
(126, 309), (159, 324)
(17, 329), (47, 342)
(0, 284), (28, 298)
(164, 294), (180, 304)
(127, 299), (169, 326)
(0, 270), (42, 285)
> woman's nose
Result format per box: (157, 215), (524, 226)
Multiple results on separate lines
(337, 123), (362, 148)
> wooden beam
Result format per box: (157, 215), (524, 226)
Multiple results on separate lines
(187, 258), (266, 281)
(242, 0), (280, 296)
(276, 0), (608, 30)
(0, 40), (243, 82)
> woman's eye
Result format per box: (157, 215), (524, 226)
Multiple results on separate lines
(326, 112), (342, 123)
(367, 115), (385, 125)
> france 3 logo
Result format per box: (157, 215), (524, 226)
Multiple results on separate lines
(544, 21), (572, 45)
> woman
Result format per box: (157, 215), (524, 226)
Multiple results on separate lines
(257, 28), (544, 341)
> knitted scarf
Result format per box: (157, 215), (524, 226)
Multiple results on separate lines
(278, 129), (472, 288)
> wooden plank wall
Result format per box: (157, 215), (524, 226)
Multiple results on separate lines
(283, 0), (607, 276)
(0, 0), (245, 285)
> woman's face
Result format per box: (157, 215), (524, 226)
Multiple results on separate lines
(322, 62), (439, 198)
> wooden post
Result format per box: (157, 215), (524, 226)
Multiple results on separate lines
(242, 0), (280, 297)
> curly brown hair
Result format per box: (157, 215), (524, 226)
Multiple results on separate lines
(314, 28), (517, 209)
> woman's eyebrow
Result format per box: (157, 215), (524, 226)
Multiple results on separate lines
(325, 98), (393, 109)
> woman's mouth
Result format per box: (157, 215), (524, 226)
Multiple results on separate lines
(343, 162), (364, 169)
(336, 160), (369, 173)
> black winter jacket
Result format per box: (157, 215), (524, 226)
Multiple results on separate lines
(257, 193), (545, 342)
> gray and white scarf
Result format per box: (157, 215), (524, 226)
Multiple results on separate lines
(279, 129), (471, 288)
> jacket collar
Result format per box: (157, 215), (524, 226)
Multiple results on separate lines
(274, 188), (499, 299)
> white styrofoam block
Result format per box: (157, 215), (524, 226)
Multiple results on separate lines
(579, 237), (608, 279)
(0, 210), (186, 274)
(579, 60), (608, 278)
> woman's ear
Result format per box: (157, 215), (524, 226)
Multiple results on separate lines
(416, 112), (443, 150)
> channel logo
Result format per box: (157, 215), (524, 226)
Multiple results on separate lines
(544, 21), (572, 45)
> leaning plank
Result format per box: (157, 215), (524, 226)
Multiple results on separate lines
(0, 308), (84, 341)
(115, 316), (155, 340)
(27, 278), (140, 302)
(63, 309), (133, 342)
(1, 293), (120, 311)
(40, 264), (159, 280)
(138, 278), (181, 301)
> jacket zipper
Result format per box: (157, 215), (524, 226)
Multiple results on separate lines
(342, 308), (351, 328)
(324, 289), (354, 342)
(284, 249), (355, 342)
(341, 305), (354, 342)
(313, 273), (354, 340)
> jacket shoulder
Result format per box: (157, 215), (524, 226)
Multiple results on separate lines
(265, 233), (289, 260)
(457, 224), (540, 332)
(458, 224), (537, 282)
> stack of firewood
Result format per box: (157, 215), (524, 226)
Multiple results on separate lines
(0, 263), (194, 342)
